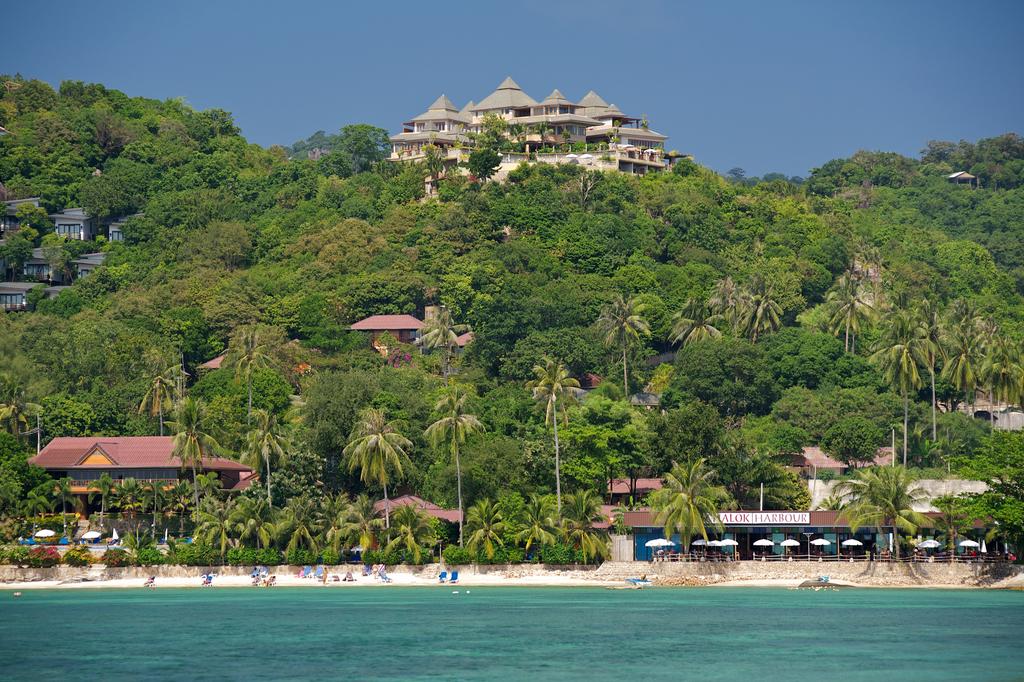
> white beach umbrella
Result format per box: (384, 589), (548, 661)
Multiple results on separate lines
(980, 540), (987, 553)
(34, 529), (56, 538)
(779, 539), (800, 547)
(719, 539), (739, 546)
(111, 528), (119, 542)
(810, 538), (832, 546)
(645, 538), (675, 548)
(916, 540), (941, 549)
(753, 539), (774, 547)
(958, 540), (980, 548)
(691, 539), (707, 546)
(564, 153), (579, 159)
(81, 530), (102, 540)
(579, 153), (594, 159)
(707, 540), (723, 547)
(841, 539), (863, 547)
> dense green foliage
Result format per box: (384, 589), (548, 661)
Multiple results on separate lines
(2, 76), (1023, 559)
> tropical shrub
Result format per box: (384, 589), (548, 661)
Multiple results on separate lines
(24, 515), (78, 536)
(285, 548), (318, 566)
(169, 542), (217, 566)
(134, 548), (165, 566)
(362, 549), (401, 566)
(101, 549), (131, 567)
(538, 542), (586, 565)
(62, 545), (93, 566)
(320, 548), (341, 565)
(226, 547), (283, 566)
(1, 545), (30, 566)
(26, 546), (61, 568)
(442, 545), (473, 566)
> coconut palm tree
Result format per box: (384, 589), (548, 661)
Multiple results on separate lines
(226, 326), (272, 422)
(465, 499), (505, 560)
(650, 459), (728, 550)
(516, 493), (558, 553)
(425, 384), (483, 546)
(167, 396), (222, 514)
(708, 276), (742, 329)
(242, 408), (290, 508)
(827, 272), (875, 353)
(168, 480), (194, 534)
(669, 298), (722, 347)
(344, 408), (411, 529)
(980, 336), (1023, 426)
(0, 386), (41, 441)
(385, 504), (435, 564)
(560, 490), (609, 563)
(943, 302), (982, 412)
(916, 298), (945, 440)
(276, 495), (320, 554)
(321, 493), (353, 555)
(344, 493), (383, 553)
(114, 478), (145, 539)
(595, 294), (649, 394)
(871, 308), (926, 466)
(138, 364), (181, 436)
(833, 466), (929, 560)
(195, 498), (238, 560)
(233, 497), (277, 549)
(94, 472), (116, 529)
(419, 307), (470, 379)
(737, 275), (782, 343)
(52, 477), (76, 536)
(527, 357), (580, 513)
(23, 483), (56, 516)
(143, 481), (169, 536)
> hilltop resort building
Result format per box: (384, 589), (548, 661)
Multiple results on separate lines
(389, 77), (677, 179)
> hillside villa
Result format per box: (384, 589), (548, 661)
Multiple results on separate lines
(29, 436), (256, 516)
(389, 77), (677, 178)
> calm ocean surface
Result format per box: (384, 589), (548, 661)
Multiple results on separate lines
(2, 586), (1022, 681)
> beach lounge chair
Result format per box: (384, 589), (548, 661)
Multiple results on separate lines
(301, 565), (312, 578)
(449, 571), (459, 584)
(362, 564), (371, 577)
(313, 565), (324, 580)
(438, 571), (448, 583)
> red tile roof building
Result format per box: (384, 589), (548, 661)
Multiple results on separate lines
(373, 494), (462, 523)
(790, 446), (895, 475)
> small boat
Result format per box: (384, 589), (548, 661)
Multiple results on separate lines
(625, 577), (652, 588)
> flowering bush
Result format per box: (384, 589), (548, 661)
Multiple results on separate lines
(101, 549), (131, 567)
(63, 545), (93, 566)
(0, 545), (30, 566)
(26, 546), (61, 568)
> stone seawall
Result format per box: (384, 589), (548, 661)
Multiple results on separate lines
(593, 560), (1024, 587)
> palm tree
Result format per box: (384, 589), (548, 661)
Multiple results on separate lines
(834, 466), (929, 560)
(344, 493), (383, 553)
(827, 272), (875, 353)
(871, 309), (925, 466)
(276, 495), (320, 554)
(0, 387), (41, 441)
(226, 326), (272, 422)
(195, 498), (238, 560)
(527, 357), (580, 513)
(737, 275), (782, 343)
(669, 298), (722, 347)
(418, 306), (470, 378)
(143, 481), (169, 536)
(916, 298), (945, 440)
(386, 504), (435, 564)
(23, 483), (56, 516)
(980, 336), (1023, 426)
(943, 302), (981, 413)
(343, 408), (411, 529)
(167, 397), (222, 514)
(321, 493), (353, 555)
(708, 276), (742, 329)
(516, 493), (558, 553)
(465, 499), (505, 560)
(138, 364), (181, 436)
(595, 294), (649, 394)
(242, 408), (290, 508)
(649, 459), (728, 550)
(114, 478), (145, 538)
(425, 384), (483, 546)
(932, 495), (970, 556)
(168, 480), (194, 534)
(94, 472), (116, 529)
(560, 490), (609, 563)
(233, 497), (277, 549)
(53, 477), (76, 536)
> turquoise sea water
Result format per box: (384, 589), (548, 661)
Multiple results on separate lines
(2, 586), (1022, 681)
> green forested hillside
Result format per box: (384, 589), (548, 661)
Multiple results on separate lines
(2, 76), (1024, 552)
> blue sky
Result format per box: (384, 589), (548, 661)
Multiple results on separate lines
(7, 1), (1023, 176)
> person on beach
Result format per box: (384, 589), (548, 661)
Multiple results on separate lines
(343, 571), (354, 582)
(144, 576), (155, 588)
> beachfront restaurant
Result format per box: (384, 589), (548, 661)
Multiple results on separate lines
(627, 510), (898, 561)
